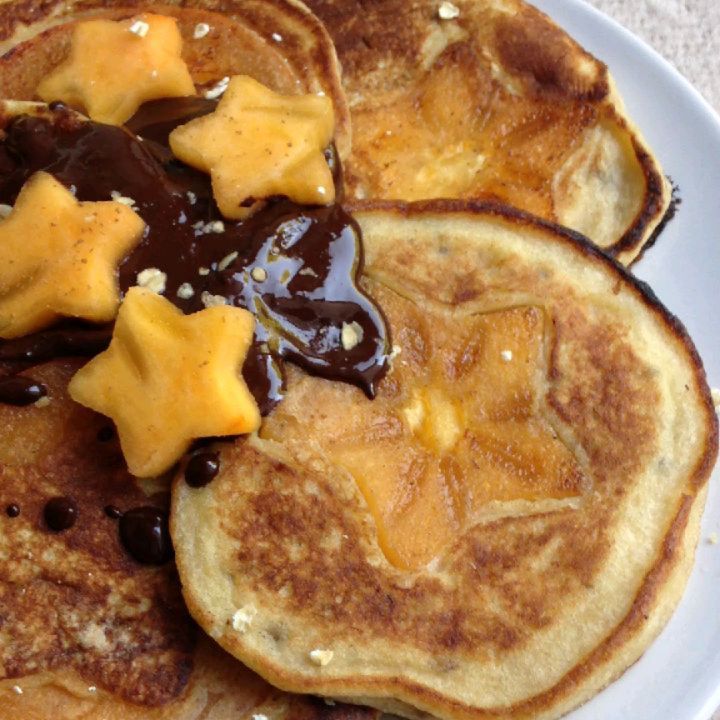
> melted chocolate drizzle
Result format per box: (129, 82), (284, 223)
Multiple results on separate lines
(118, 506), (173, 565)
(43, 496), (78, 531)
(184, 450), (220, 488)
(0, 376), (47, 406)
(0, 102), (389, 413)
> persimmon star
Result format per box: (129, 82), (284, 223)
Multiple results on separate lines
(37, 13), (195, 125)
(169, 75), (335, 219)
(0, 172), (145, 339)
(68, 287), (261, 478)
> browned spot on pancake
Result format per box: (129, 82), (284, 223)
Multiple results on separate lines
(212, 439), (609, 661)
(0, 360), (194, 705)
(493, 5), (608, 100)
(548, 305), (659, 482)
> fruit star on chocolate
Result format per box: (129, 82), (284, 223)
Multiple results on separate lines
(68, 287), (261, 478)
(37, 13), (195, 125)
(169, 75), (335, 219)
(0, 171), (145, 339)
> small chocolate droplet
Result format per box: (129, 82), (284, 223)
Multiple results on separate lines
(104, 505), (122, 519)
(119, 507), (173, 565)
(185, 450), (220, 488)
(6, 503), (20, 518)
(0, 377), (48, 406)
(97, 426), (115, 442)
(44, 496), (78, 531)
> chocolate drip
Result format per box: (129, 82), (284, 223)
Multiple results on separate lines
(184, 450), (220, 488)
(0, 324), (111, 362)
(0, 101), (389, 413)
(118, 506), (173, 565)
(43, 496), (78, 531)
(0, 376), (47, 405)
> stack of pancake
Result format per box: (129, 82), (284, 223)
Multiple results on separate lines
(0, 1), (716, 719)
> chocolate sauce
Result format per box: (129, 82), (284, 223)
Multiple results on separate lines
(5, 503), (20, 518)
(0, 324), (110, 362)
(97, 425), (116, 442)
(184, 450), (220, 487)
(0, 376), (47, 405)
(43, 496), (78, 531)
(104, 504), (123, 519)
(0, 101), (389, 413)
(118, 506), (173, 565)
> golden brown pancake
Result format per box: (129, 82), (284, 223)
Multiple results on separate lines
(0, 0), (351, 159)
(302, 0), (670, 263)
(0, 360), (380, 720)
(172, 201), (718, 720)
(0, 1), (376, 716)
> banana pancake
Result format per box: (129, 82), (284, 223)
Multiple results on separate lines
(303, 0), (671, 263)
(0, 1), (378, 716)
(172, 201), (718, 720)
(0, 359), (380, 720)
(0, 0), (351, 159)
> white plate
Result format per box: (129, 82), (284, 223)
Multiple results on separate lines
(531, 2), (720, 719)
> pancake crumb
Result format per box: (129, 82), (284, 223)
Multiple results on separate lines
(110, 190), (137, 208)
(129, 19), (150, 37)
(309, 648), (334, 666)
(251, 267), (268, 282)
(205, 76), (230, 100)
(177, 282), (195, 300)
(218, 251), (238, 270)
(341, 321), (364, 351)
(193, 22), (210, 39)
(231, 604), (257, 633)
(438, 2), (460, 20)
(201, 291), (228, 308)
(136, 267), (167, 294)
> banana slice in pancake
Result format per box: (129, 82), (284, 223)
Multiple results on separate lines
(303, 0), (671, 263)
(0, 359), (379, 720)
(172, 201), (718, 720)
(0, 0), (351, 160)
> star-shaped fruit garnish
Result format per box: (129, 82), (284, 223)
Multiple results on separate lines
(68, 287), (261, 478)
(37, 13), (195, 125)
(0, 171), (145, 339)
(263, 285), (586, 570)
(169, 75), (335, 219)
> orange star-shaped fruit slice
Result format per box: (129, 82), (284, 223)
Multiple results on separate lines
(0, 171), (145, 339)
(68, 287), (261, 478)
(37, 13), (195, 125)
(169, 75), (335, 219)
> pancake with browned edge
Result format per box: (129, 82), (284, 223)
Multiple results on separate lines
(0, 359), (380, 720)
(172, 201), (717, 720)
(0, 1), (377, 717)
(302, 0), (671, 263)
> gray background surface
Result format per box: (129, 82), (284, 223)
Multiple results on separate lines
(585, 0), (720, 112)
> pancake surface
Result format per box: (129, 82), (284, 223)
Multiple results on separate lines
(303, 0), (670, 263)
(0, 360), (382, 720)
(0, 2), (375, 717)
(172, 202), (717, 720)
